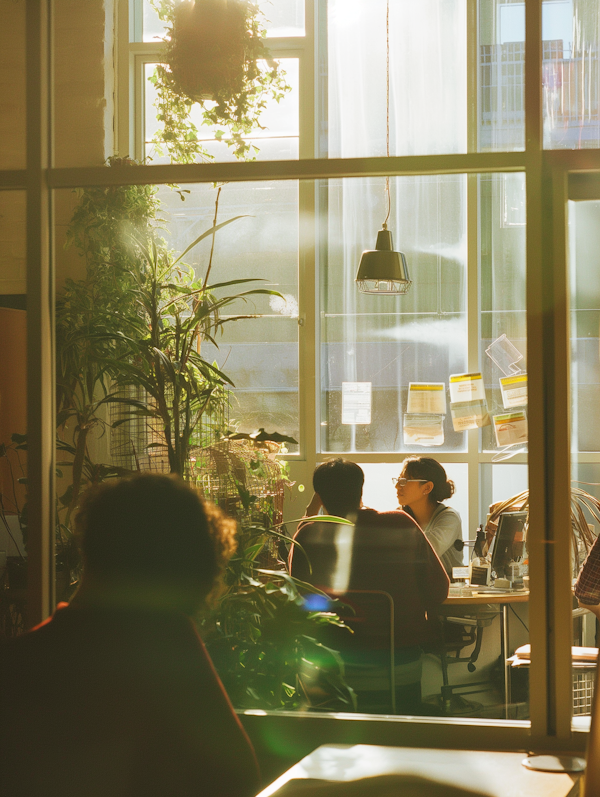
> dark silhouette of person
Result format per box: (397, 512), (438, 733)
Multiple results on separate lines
(0, 474), (260, 797)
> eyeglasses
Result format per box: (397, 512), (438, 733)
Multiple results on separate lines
(392, 477), (429, 488)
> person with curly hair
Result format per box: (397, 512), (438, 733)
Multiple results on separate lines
(0, 474), (259, 797)
(396, 456), (464, 578)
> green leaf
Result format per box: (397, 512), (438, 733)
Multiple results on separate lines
(172, 216), (251, 266)
(59, 484), (74, 507)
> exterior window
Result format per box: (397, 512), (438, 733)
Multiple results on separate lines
(479, 0), (600, 151)
(154, 178), (301, 448)
(141, 43), (301, 446)
(320, 175), (468, 454)
(141, 0), (305, 41)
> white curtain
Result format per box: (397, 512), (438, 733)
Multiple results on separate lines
(323, 0), (468, 453)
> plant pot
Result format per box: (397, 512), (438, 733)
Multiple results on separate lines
(169, 0), (247, 103)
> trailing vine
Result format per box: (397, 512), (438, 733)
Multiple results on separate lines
(149, 0), (290, 162)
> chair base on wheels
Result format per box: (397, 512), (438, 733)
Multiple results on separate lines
(435, 606), (501, 715)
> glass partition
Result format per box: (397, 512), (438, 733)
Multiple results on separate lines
(13, 0), (588, 745)
(569, 198), (600, 730)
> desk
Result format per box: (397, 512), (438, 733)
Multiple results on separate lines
(443, 591), (529, 718)
(257, 744), (580, 797)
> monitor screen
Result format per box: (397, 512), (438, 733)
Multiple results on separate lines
(491, 511), (528, 579)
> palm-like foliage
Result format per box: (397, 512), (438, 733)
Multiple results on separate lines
(486, 486), (600, 575)
(105, 224), (281, 477)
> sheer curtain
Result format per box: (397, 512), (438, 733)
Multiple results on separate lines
(322, 1), (468, 454)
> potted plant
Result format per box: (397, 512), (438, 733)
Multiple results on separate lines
(149, 0), (291, 161)
(484, 487), (600, 576)
(105, 219), (280, 478)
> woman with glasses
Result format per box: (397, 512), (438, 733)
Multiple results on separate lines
(394, 456), (463, 577)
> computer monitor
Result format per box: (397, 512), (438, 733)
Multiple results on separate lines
(490, 511), (528, 579)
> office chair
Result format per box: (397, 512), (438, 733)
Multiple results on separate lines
(435, 604), (500, 715)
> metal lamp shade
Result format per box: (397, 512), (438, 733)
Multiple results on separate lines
(355, 228), (411, 295)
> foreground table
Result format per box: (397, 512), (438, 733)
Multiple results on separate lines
(256, 744), (581, 797)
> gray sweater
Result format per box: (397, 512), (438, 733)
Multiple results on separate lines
(424, 504), (464, 577)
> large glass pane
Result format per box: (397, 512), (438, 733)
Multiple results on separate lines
(479, 0), (526, 151)
(543, 0), (600, 149)
(480, 173), (527, 454)
(478, 0), (600, 151)
(569, 200), (600, 731)
(141, 0), (305, 41)
(156, 179), (300, 448)
(0, 191), (27, 634)
(321, 174), (468, 454)
(327, 0), (467, 159)
(258, 0), (305, 37)
(480, 463), (528, 522)
(570, 200), (600, 452)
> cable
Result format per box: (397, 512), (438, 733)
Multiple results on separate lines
(383, 0), (391, 228)
(509, 602), (529, 634)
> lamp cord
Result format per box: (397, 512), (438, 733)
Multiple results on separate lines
(384, 0), (391, 228)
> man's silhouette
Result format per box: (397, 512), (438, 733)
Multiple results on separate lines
(0, 475), (259, 797)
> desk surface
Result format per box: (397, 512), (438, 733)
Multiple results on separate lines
(444, 590), (529, 606)
(257, 744), (580, 797)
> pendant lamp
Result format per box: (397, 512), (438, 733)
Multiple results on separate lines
(356, 0), (411, 296)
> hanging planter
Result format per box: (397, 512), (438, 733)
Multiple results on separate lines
(150, 0), (290, 162)
(169, 0), (247, 102)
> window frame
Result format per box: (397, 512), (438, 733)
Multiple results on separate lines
(10, 0), (600, 755)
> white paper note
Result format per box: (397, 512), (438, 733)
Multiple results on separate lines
(500, 373), (528, 409)
(450, 399), (491, 431)
(342, 382), (372, 424)
(449, 373), (486, 403)
(406, 383), (446, 415)
(403, 414), (445, 447)
(493, 411), (528, 447)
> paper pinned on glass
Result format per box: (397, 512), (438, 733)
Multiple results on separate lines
(500, 373), (528, 409)
(449, 372), (486, 403)
(406, 383), (446, 415)
(485, 334), (525, 376)
(450, 399), (491, 431)
(493, 411), (528, 448)
(341, 381), (372, 424)
(403, 414), (444, 447)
